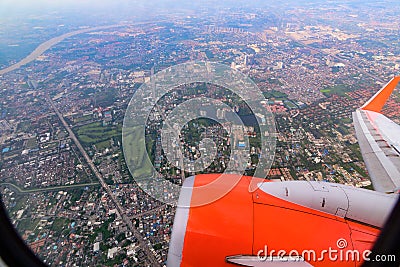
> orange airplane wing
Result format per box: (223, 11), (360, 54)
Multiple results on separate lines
(167, 174), (396, 267)
(361, 76), (400, 112)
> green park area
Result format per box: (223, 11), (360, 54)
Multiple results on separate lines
(263, 89), (288, 100)
(16, 218), (40, 233)
(320, 84), (349, 96)
(122, 126), (153, 178)
(74, 121), (120, 148)
(73, 114), (92, 124)
(284, 100), (297, 109)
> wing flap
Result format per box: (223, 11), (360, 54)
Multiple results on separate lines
(353, 76), (400, 193)
(226, 255), (313, 267)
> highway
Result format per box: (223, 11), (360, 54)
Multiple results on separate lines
(46, 96), (162, 267)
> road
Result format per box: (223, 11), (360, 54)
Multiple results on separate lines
(0, 182), (99, 194)
(131, 203), (169, 219)
(46, 96), (162, 267)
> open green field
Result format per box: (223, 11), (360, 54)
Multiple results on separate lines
(52, 217), (70, 233)
(16, 218), (40, 233)
(25, 137), (38, 149)
(320, 84), (349, 96)
(94, 140), (111, 150)
(16, 120), (32, 133)
(73, 114), (92, 124)
(284, 100), (297, 109)
(74, 122), (121, 146)
(263, 90), (288, 100)
(123, 126), (153, 178)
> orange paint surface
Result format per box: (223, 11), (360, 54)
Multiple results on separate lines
(361, 76), (400, 113)
(181, 174), (254, 267)
(179, 175), (380, 267)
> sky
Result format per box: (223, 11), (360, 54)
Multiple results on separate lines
(0, 0), (225, 22)
(0, 0), (397, 27)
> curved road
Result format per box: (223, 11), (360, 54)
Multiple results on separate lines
(0, 182), (100, 194)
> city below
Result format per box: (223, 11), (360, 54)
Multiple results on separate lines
(0, 1), (399, 266)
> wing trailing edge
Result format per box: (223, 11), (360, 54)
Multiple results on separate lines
(353, 76), (400, 193)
